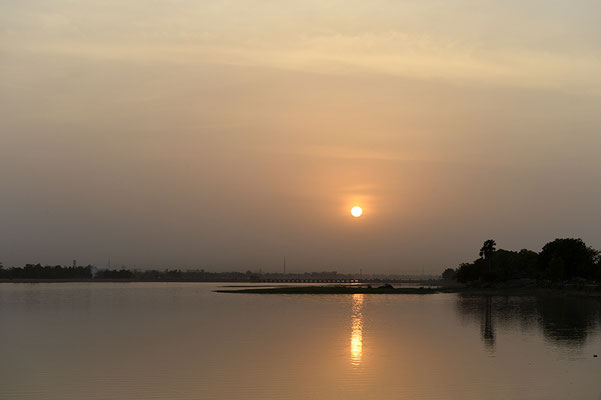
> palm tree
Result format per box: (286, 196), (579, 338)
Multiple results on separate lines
(479, 240), (496, 272)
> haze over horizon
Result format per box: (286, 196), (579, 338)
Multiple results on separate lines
(2, 0), (601, 273)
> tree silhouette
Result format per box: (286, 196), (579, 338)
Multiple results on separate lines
(539, 238), (599, 281)
(442, 268), (456, 281)
(479, 240), (496, 272)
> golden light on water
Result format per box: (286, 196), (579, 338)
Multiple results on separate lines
(350, 294), (364, 366)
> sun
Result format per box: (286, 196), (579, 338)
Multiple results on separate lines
(351, 206), (363, 217)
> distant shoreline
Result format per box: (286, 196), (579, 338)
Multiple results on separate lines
(2, 280), (599, 297)
(0, 279), (235, 283)
(0, 279), (135, 283)
(215, 285), (601, 297)
(0, 279), (441, 284)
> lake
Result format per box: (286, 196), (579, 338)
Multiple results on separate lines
(1, 283), (600, 399)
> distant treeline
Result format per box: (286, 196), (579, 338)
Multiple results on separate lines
(0, 264), (134, 280)
(442, 238), (601, 284)
(0, 264), (95, 280)
(0, 264), (352, 281)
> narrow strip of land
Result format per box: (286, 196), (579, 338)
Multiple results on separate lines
(215, 285), (601, 296)
(215, 286), (443, 294)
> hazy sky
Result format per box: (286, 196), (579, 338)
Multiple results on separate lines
(2, 0), (601, 273)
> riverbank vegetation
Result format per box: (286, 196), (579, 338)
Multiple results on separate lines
(2, 237), (599, 288)
(445, 238), (601, 285)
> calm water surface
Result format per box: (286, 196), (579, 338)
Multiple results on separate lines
(1, 283), (600, 399)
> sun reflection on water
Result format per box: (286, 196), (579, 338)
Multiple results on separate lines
(350, 294), (364, 366)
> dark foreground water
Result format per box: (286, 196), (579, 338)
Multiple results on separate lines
(1, 283), (600, 400)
